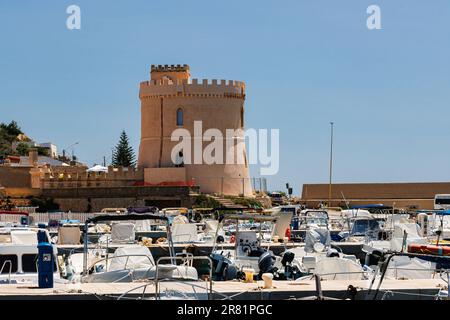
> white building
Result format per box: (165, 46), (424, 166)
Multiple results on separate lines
(38, 142), (58, 158)
(11, 140), (58, 158)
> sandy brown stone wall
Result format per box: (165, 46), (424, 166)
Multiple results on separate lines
(0, 166), (32, 188)
(301, 182), (450, 209)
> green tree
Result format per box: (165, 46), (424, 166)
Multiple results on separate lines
(112, 130), (136, 167)
(36, 146), (49, 156)
(0, 121), (25, 158)
(0, 120), (23, 137)
(16, 143), (30, 156)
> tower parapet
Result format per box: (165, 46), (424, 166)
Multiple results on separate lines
(140, 78), (245, 99)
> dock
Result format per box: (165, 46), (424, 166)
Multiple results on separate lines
(0, 278), (444, 300)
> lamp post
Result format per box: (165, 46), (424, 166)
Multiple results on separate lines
(328, 122), (334, 207)
(62, 142), (79, 162)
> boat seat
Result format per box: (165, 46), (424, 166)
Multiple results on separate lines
(172, 224), (197, 243)
(58, 226), (81, 245)
(111, 222), (135, 243)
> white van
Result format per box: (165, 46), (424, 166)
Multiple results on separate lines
(434, 194), (450, 210)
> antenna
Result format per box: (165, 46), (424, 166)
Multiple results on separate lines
(341, 191), (350, 210)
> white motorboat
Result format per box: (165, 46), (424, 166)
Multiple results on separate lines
(0, 227), (62, 284)
(64, 213), (203, 285)
(288, 227), (364, 280)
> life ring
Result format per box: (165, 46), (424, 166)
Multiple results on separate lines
(230, 235), (236, 243)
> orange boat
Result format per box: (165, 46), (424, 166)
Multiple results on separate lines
(408, 243), (450, 256)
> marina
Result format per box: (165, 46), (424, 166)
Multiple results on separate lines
(1, 2), (450, 311)
(0, 205), (450, 301)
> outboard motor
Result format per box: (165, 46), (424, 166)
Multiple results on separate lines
(281, 251), (295, 267)
(210, 252), (238, 281)
(258, 251), (277, 275)
(278, 251), (300, 280)
(365, 250), (383, 267)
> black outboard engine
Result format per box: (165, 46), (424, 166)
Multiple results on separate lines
(281, 251), (295, 267)
(365, 250), (382, 267)
(258, 250), (277, 275)
(210, 252), (238, 281)
(278, 251), (301, 280)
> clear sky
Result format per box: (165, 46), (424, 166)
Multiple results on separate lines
(1, 1), (450, 195)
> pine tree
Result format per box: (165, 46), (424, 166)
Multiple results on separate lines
(112, 130), (136, 167)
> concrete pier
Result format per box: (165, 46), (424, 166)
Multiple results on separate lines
(0, 279), (444, 300)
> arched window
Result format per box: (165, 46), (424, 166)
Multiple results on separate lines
(176, 108), (183, 126)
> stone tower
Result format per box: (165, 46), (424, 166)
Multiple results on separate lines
(138, 64), (252, 196)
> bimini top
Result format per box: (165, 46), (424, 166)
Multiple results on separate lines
(222, 214), (278, 222)
(436, 210), (450, 216)
(351, 204), (392, 210)
(85, 213), (168, 224)
(415, 209), (450, 216)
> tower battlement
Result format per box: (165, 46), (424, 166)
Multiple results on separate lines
(139, 78), (245, 98)
(151, 64), (190, 73)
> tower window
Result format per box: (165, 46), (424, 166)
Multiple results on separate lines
(176, 108), (184, 126)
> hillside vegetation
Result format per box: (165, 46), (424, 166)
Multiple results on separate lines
(0, 121), (23, 159)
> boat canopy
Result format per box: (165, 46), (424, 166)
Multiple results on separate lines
(436, 210), (450, 216)
(415, 209), (450, 216)
(351, 204), (392, 210)
(223, 214), (278, 222)
(85, 213), (168, 224)
(108, 246), (155, 271)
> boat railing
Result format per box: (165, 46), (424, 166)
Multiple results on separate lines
(116, 282), (154, 300)
(86, 254), (155, 273)
(154, 256), (213, 300)
(311, 265), (448, 281)
(0, 260), (12, 283)
(175, 252), (194, 267)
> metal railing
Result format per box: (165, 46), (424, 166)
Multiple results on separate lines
(84, 254), (155, 274)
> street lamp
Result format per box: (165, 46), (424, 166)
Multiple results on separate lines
(328, 122), (334, 207)
(62, 142), (79, 162)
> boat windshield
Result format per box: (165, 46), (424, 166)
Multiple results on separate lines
(351, 219), (380, 236)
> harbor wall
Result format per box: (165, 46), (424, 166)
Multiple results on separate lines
(301, 182), (450, 209)
(41, 185), (197, 212)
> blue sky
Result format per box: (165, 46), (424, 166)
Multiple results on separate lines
(1, 1), (450, 194)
